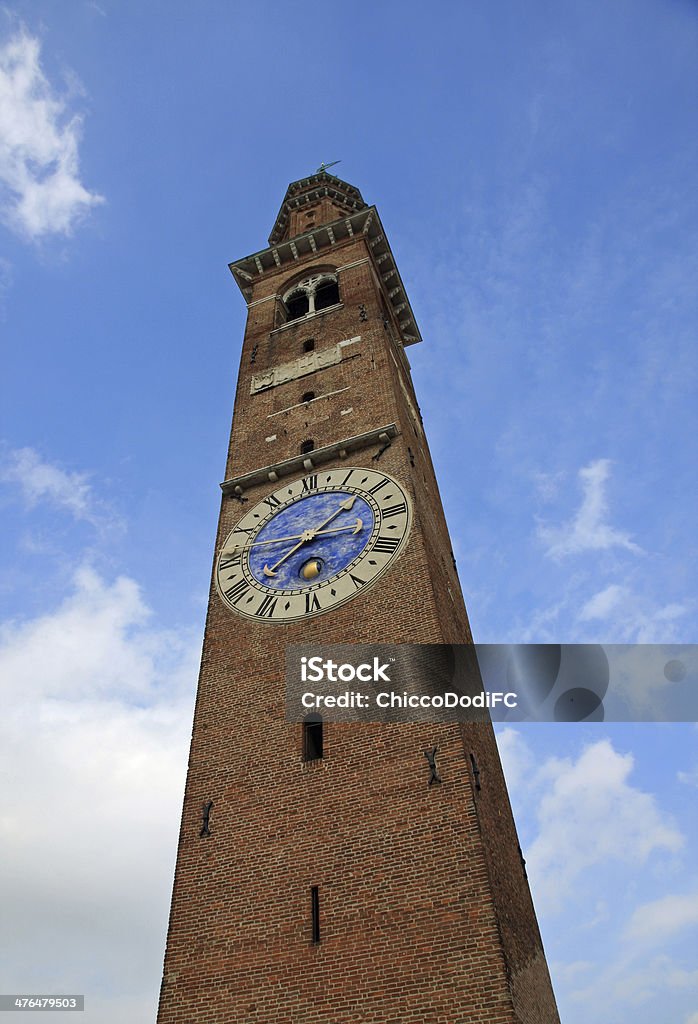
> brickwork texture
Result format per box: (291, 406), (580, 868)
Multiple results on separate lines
(156, 175), (560, 1024)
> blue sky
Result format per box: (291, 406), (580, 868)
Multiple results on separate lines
(0, 2), (696, 1022)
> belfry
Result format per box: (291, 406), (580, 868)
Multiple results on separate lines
(157, 172), (560, 1023)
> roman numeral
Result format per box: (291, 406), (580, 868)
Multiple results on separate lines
(263, 494), (281, 510)
(349, 573), (366, 590)
(339, 470), (354, 488)
(224, 578), (249, 604)
(302, 475), (318, 492)
(219, 552), (242, 571)
(256, 594), (278, 617)
(382, 502), (407, 518)
(305, 592), (321, 614)
(372, 536), (400, 554)
(235, 525), (255, 537)
(368, 478), (389, 495)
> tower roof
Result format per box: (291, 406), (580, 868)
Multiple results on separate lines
(229, 173), (422, 347)
(268, 171), (368, 246)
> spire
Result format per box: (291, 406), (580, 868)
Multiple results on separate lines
(268, 171), (367, 246)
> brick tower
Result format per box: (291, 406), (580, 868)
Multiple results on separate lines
(157, 172), (560, 1023)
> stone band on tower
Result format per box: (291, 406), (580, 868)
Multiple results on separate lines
(156, 172), (560, 1023)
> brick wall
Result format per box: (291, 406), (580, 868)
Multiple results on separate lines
(157, 182), (560, 1023)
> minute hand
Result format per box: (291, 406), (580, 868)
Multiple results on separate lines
(262, 496), (358, 578)
(240, 519), (364, 550)
(310, 495), (357, 533)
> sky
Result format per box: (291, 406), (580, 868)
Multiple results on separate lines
(0, 1), (696, 1021)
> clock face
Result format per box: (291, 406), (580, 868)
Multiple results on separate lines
(215, 467), (412, 622)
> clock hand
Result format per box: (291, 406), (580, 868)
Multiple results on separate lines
(322, 517), (363, 536)
(262, 498), (359, 577)
(224, 531), (314, 552)
(310, 495), (356, 534)
(263, 530), (315, 577)
(226, 518), (364, 554)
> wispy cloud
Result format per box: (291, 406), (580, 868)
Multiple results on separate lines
(0, 445), (108, 525)
(0, 29), (103, 239)
(578, 585), (689, 644)
(538, 459), (641, 559)
(569, 953), (698, 1015)
(678, 764), (698, 788)
(579, 583), (626, 621)
(623, 893), (698, 949)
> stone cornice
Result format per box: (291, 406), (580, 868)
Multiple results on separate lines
(228, 207), (421, 346)
(220, 423), (400, 496)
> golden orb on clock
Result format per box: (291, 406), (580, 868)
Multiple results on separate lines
(300, 558), (323, 580)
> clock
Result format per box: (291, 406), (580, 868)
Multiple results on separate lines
(215, 466), (412, 622)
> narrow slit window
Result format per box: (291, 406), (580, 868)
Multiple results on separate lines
(300, 439), (315, 455)
(311, 886), (320, 944)
(303, 716), (323, 761)
(303, 339), (315, 352)
(302, 391), (315, 404)
(470, 752), (481, 791)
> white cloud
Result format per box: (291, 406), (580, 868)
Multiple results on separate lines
(624, 893), (698, 948)
(496, 726), (536, 788)
(521, 585), (690, 644)
(678, 765), (698, 788)
(570, 954), (698, 1014)
(0, 446), (106, 524)
(685, 1013), (698, 1024)
(527, 738), (683, 913)
(538, 459), (641, 559)
(502, 730), (698, 1020)
(530, 605), (566, 641)
(0, 565), (170, 699)
(532, 468), (565, 503)
(579, 583), (626, 621)
(0, 29), (103, 239)
(589, 900), (610, 927)
(577, 586), (689, 644)
(0, 566), (199, 1023)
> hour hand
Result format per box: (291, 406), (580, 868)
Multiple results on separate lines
(263, 530), (315, 577)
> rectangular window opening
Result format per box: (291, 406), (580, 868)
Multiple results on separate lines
(303, 719), (323, 761)
(311, 885), (320, 944)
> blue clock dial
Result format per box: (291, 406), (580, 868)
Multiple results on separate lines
(216, 468), (411, 622)
(247, 492), (374, 590)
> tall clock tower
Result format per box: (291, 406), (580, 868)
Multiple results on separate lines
(157, 173), (560, 1023)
